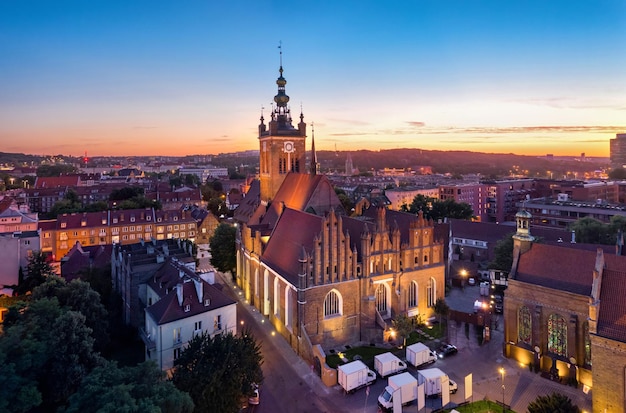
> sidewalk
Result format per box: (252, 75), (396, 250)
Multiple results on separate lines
(216, 271), (334, 400)
(444, 285), (592, 413)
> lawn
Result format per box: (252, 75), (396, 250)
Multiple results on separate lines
(442, 400), (515, 413)
(325, 345), (393, 369)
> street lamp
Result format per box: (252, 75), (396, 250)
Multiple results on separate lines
(499, 367), (505, 412)
(460, 269), (467, 291)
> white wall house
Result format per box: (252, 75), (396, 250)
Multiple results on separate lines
(142, 261), (237, 372)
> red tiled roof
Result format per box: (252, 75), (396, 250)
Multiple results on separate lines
(34, 175), (80, 189)
(597, 266), (626, 342)
(515, 243), (596, 296)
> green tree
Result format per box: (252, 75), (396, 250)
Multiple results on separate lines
(171, 330), (263, 413)
(50, 189), (83, 217)
(0, 298), (103, 411)
(109, 186), (145, 201)
(430, 199), (474, 221)
(209, 223), (237, 276)
(434, 297), (450, 326)
(489, 234), (515, 272)
(391, 314), (414, 347)
(569, 217), (612, 244)
(608, 168), (626, 180)
(32, 277), (110, 353)
(16, 251), (56, 295)
(36, 164), (77, 177)
(64, 360), (194, 413)
(527, 392), (581, 413)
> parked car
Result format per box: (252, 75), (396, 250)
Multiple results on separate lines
(437, 344), (458, 359)
(467, 277), (476, 286)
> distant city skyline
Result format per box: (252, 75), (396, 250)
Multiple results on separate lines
(1, 1), (625, 158)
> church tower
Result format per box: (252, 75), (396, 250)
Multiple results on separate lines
(258, 46), (307, 203)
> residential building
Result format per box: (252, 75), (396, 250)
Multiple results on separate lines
(385, 185), (439, 211)
(439, 182), (488, 221)
(142, 257), (236, 371)
(43, 207), (196, 261)
(520, 197), (626, 230)
(111, 238), (195, 327)
(483, 178), (536, 223)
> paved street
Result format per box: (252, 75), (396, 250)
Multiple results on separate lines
(219, 271), (592, 413)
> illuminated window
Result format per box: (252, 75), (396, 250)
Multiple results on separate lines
(408, 281), (418, 308)
(518, 306), (531, 345)
(323, 290), (342, 318)
(547, 313), (567, 356)
(427, 277), (436, 307)
(584, 321), (591, 366)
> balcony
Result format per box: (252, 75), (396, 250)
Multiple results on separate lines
(139, 327), (156, 351)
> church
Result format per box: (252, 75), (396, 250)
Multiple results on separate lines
(234, 57), (446, 364)
(504, 210), (626, 413)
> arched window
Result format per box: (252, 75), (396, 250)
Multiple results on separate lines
(583, 321), (591, 366)
(273, 278), (280, 317)
(408, 281), (418, 308)
(547, 313), (567, 356)
(324, 290), (342, 318)
(427, 277), (436, 307)
(518, 306), (531, 345)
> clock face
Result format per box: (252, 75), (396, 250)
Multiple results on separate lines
(283, 141), (295, 153)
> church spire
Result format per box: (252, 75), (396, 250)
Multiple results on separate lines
(310, 122), (319, 175)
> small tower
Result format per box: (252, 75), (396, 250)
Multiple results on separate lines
(513, 209), (535, 254)
(258, 44), (307, 203)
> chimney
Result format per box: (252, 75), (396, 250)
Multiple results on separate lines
(194, 279), (203, 303)
(176, 283), (183, 306)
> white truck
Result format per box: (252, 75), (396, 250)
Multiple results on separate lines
(405, 342), (436, 368)
(377, 372), (418, 411)
(337, 360), (377, 394)
(417, 367), (458, 397)
(374, 352), (407, 378)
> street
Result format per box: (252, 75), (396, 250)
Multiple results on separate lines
(219, 271), (592, 413)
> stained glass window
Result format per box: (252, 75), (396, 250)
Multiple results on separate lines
(547, 313), (567, 356)
(518, 306), (531, 345)
(324, 290), (341, 318)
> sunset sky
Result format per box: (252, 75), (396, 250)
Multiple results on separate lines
(1, 1), (625, 157)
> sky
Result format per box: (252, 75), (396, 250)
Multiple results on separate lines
(1, 1), (625, 158)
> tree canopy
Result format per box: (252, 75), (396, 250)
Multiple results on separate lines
(569, 216), (626, 245)
(64, 360), (194, 413)
(489, 234), (515, 272)
(15, 251), (56, 295)
(527, 392), (581, 413)
(209, 223), (237, 275)
(171, 330), (263, 413)
(401, 194), (474, 221)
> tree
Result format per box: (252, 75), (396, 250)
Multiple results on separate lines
(171, 330), (263, 413)
(0, 298), (103, 411)
(16, 251), (56, 295)
(433, 297), (450, 326)
(32, 277), (110, 353)
(527, 392), (581, 413)
(569, 217), (612, 244)
(210, 223), (237, 276)
(49, 189), (83, 217)
(391, 314), (414, 347)
(64, 360), (194, 413)
(36, 164), (77, 177)
(489, 234), (515, 272)
(608, 168), (626, 180)
(402, 195), (473, 222)
(109, 186), (145, 201)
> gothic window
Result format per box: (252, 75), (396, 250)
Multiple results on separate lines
(274, 278), (280, 317)
(375, 284), (387, 313)
(583, 321), (591, 366)
(324, 290), (342, 318)
(547, 313), (567, 357)
(518, 306), (531, 345)
(408, 281), (418, 308)
(427, 277), (436, 307)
